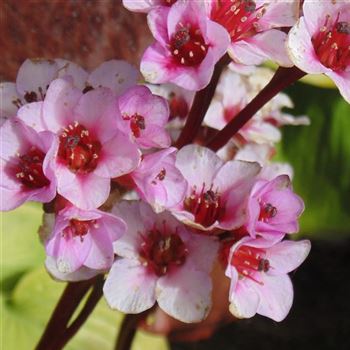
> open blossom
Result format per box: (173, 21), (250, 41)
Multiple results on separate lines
(207, 0), (298, 66)
(117, 85), (171, 149)
(225, 237), (311, 321)
(141, 1), (230, 90)
(245, 175), (304, 243)
(45, 206), (126, 276)
(18, 78), (141, 210)
(0, 118), (57, 211)
(204, 67), (309, 146)
(123, 0), (177, 13)
(103, 201), (218, 322)
(172, 145), (261, 231)
(131, 147), (187, 212)
(287, 0), (350, 103)
(0, 58), (138, 123)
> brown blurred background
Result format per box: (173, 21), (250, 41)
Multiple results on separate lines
(0, 0), (152, 81)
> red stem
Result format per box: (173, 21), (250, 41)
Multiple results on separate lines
(35, 275), (102, 350)
(175, 54), (231, 149)
(206, 66), (306, 151)
(114, 311), (151, 350)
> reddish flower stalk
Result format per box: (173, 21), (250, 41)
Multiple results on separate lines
(35, 275), (103, 350)
(114, 311), (151, 350)
(206, 66), (306, 152)
(175, 53), (231, 149)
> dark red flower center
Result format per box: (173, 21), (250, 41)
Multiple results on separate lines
(184, 184), (225, 227)
(312, 15), (350, 71)
(63, 219), (96, 241)
(169, 92), (189, 120)
(122, 113), (146, 138)
(160, 0), (177, 5)
(231, 245), (270, 283)
(210, 0), (264, 42)
(58, 122), (101, 174)
(14, 146), (50, 189)
(139, 225), (188, 277)
(258, 202), (277, 222)
(170, 23), (208, 66)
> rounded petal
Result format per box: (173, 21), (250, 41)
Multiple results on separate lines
(287, 18), (327, 74)
(17, 101), (46, 132)
(103, 258), (157, 313)
(267, 240), (311, 275)
(88, 60), (139, 96)
(43, 78), (82, 132)
(176, 145), (224, 189)
(54, 58), (89, 90)
(327, 70), (350, 104)
(16, 58), (58, 98)
(156, 267), (212, 323)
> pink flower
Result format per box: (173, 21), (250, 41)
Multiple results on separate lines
(103, 201), (218, 322)
(225, 237), (311, 321)
(117, 85), (171, 149)
(204, 67), (309, 146)
(0, 58), (139, 123)
(45, 206), (126, 275)
(246, 175), (304, 242)
(172, 145), (261, 231)
(131, 147), (187, 212)
(287, 0), (350, 103)
(208, 0), (298, 66)
(0, 118), (57, 211)
(18, 78), (141, 210)
(141, 1), (230, 90)
(123, 0), (177, 13)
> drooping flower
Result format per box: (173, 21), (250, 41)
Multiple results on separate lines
(117, 85), (171, 149)
(141, 1), (230, 90)
(172, 145), (261, 231)
(287, 0), (350, 103)
(207, 0), (299, 66)
(18, 78), (141, 210)
(245, 175), (304, 242)
(103, 200), (218, 322)
(45, 205), (126, 276)
(131, 147), (187, 212)
(123, 0), (177, 13)
(225, 237), (311, 321)
(0, 118), (57, 211)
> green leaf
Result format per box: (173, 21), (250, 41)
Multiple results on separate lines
(275, 83), (350, 238)
(2, 267), (168, 350)
(1, 203), (44, 292)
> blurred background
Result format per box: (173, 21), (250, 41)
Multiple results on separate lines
(1, 1), (350, 349)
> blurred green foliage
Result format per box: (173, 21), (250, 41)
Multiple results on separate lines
(276, 83), (350, 238)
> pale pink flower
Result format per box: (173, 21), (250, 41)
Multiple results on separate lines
(246, 175), (304, 242)
(226, 237), (311, 321)
(123, 0), (177, 13)
(0, 58), (138, 124)
(141, 1), (230, 90)
(204, 67), (309, 146)
(172, 145), (261, 231)
(0, 118), (57, 211)
(234, 143), (294, 181)
(207, 0), (299, 66)
(131, 147), (187, 212)
(103, 200), (218, 322)
(117, 85), (171, 149)
(45, 206), (126, 276)
(287, 0), (350, 103)
(18, 78), (141, 210)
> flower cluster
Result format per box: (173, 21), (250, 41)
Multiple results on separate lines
(3, 0), (349, 331)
